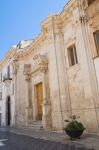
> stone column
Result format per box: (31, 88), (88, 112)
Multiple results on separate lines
(42, 69), (52, 130)
(42, 15), (69, 131)
(12, 59), (18, 127)
(25, 74), (33, 125)
(52, 16), (69, 129)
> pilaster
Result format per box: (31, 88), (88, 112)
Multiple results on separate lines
(24, 63), (33, 125)
(78, 0), (99, 132)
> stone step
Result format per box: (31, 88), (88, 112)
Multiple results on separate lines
(21, 121), (44, 131)
(29, 121), (42, 126)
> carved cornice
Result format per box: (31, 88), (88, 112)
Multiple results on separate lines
(0, 48), (15, 70)
(31, 64), (48, 75)
(0, 0), (78, 66)
(14, 33), (46, 60)
(86, 1), (99, 19)
(41, 14), (62, 33)
(60, 0), (78, 25)
(33, 54), (48, 64)
(0, 0), (85, 65)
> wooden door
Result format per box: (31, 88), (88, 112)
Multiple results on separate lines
(36, 83), (43, 120)
(7, 97), (11, 126)
(0, 113), (1, 126)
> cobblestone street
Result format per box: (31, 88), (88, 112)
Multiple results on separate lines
(0, 130), (96, 150)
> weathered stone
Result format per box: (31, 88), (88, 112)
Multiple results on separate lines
(0, 0), (99, 133)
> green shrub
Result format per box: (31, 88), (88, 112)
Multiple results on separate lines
(64, 115), (85, 130)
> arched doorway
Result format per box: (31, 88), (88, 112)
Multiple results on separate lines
(6, 96), (11, 126)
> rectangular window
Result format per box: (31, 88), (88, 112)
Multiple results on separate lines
(68, 45), (78, 67)
(94, 30), (99, 56)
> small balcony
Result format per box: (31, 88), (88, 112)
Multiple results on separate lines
(3, 74), (12, 82)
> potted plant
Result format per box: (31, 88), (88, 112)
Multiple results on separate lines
(64, 115), (85, 140)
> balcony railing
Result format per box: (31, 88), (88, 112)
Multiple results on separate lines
(3, 74), (12, 82)
(88, 0), (95, 6)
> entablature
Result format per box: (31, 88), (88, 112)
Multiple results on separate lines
(24, 54), (48, 79)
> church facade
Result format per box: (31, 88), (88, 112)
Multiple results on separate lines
(0, 0), (99, 133)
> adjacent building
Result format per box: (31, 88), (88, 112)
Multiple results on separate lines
(0, 0), (99, 133)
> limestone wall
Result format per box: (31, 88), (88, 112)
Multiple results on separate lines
(0, 0), (99, 133)
(0, 59), (15, 126)
(60, 0), (99, 133)
(85, 0), (99, 132)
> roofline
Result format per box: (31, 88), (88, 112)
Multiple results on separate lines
(0, 0), (75, 69)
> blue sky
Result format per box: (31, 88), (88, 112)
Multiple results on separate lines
(0, 0), (68, 60)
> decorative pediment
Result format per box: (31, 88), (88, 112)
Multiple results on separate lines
(32, 54), (48, 74)
(33, 54), (48, 65)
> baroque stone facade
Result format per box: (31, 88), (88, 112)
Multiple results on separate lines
(0, 0), (99, 133)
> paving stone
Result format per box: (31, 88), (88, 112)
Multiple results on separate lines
(0, 131), (90, 150)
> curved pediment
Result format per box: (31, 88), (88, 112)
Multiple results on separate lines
(33, 54), (48, 65)
(32, 54), (48, 74)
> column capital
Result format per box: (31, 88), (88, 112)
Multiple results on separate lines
(24, 74), (31, 81)
(79, 15), (88, 23)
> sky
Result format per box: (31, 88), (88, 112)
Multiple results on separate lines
(0, 0), (68, 60)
